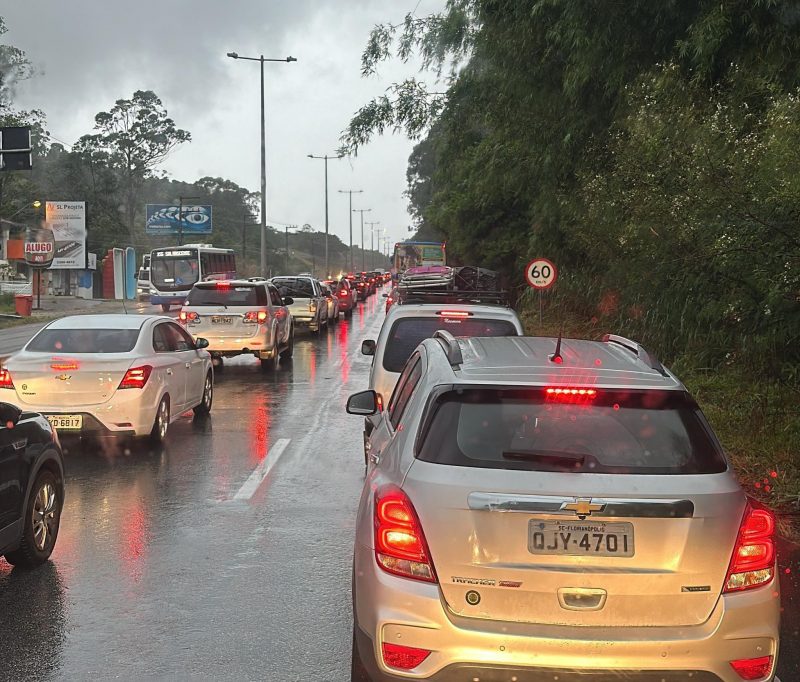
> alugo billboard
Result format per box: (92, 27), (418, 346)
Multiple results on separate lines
(24, 228), (56, 266)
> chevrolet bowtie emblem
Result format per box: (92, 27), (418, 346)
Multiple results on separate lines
(55, 374), (71, 381)
(563, 498), (604, 517)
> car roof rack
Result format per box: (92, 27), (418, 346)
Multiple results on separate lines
(433, 329), (464, 367)
(602, 334), (668, 376)
(397, 289), (509, 306)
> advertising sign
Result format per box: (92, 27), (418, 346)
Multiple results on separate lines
(24, 228), (56, 266)
(46, 201), (87, 269)
(146, 204), (212, 235)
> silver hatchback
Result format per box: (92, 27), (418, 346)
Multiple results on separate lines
(347, 333), (780, 682)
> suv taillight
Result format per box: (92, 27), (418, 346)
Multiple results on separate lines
(179, 311), (199, 324)
(118, 365), (152, 390)
(374, 485), (436, 583)
(243, 311), (268, 324)
(0, 368), (13, 389)
(724, 503), (775, 593)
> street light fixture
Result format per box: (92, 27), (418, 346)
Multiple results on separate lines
(308, 153), (343, 278)
(352, 208), (371, 271)
(227, 50), (297, 278)
(337, 189), (362, 273)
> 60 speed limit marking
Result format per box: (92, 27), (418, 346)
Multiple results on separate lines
(525, 258), (557, 289)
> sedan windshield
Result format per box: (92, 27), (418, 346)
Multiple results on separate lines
(272, 278), (314, 298)
(27, 328), (140, 353)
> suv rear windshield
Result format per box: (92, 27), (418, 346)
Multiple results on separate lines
(272, 277), (314, 298)
(417, 388), (727, 475)
(28, 328), (141, 353)
(187, 284), (267, 307)
(383, 317), (517, 372)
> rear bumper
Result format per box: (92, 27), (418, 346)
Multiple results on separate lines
(190, 327), (273, 356)
(149, 294), (186, 306)
(353, 543), (781, 682)
(27, 410), (140, 438)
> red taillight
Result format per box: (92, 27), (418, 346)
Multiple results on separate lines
(376, 393), (384, 411)
(118, 365), (152, 390)
(179, 311), (198, 324)
(436, 310), (471, 318)
(0, 368), (13, 389)
(243, 311), (268, 324)
(382, 642), (431, 671)
(546, 387), (598, 398)
(374, 485), (436, 583)
(724, 504), (775, 593)
(338, 290), (348, 297)
(50, 359), (79, 371)
(729, 655), (773, 680)
(216, 281), (230, 289)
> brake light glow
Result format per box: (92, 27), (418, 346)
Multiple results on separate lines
(339, 290), (348, 297)
(376, 393), (384, 411)
(50, 360), (79, 371)
(215, 281), (231, 289)
(0, 368), (13, 389)
(243, 311), (269, 324)
(382, 642), (431, 671)
(179, 311), (199, 324)
(437, 310), (471, 318)
(729, 655), (773, 680)
(546, 387), (598, 398)
(374, 485), (436, 583)
(724, 504), (775, 593)
(118, 365), (153, 390)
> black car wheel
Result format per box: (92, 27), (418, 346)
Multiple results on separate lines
(150, 396), (170, 444)
(161, 304), (171, 312)
(194, 372), (213, 415)
(4, 469), (62, 568)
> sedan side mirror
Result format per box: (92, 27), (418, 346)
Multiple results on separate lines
(0, 401), (22, 427)
(195, 337), (210, 349)
(283, 297), (294, 306)
(361, 339), (376, 356)
(346, 390), (379, 415)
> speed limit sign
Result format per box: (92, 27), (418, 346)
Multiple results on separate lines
(525, 258), (557, 289)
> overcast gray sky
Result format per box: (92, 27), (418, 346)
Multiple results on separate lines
(3, 0), (445, 252)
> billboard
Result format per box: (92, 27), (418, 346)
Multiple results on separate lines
(146, 204), (212, 235)
(46, 201), (86, 269)
(24, 228), (55, 266)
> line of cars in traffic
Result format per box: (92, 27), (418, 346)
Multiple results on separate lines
(345, 267), (781, 681)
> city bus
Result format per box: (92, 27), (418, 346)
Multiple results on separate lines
(149, 244), (236, 311)
(391, 240), (446, 281)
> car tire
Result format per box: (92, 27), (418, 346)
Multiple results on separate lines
(345, 308), (353, 318)
(280, 328), (294, 360)
(350, 626), (370, 682)
(260, 356), (276, 371)
(150, 396), (170, 444)
(3, 469), (62, 569)
(161, 304), (171, 312)
(193, 372), (213, 416)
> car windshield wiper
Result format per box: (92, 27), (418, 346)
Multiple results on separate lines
(501, 450), (589, 469)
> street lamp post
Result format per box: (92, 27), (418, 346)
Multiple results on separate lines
(365, 221), (380, 270)
(227, 51), (297, 278)
(338, 189), (362, 273)
(352, 208), (371, 271)
(308, 153), (343, 278)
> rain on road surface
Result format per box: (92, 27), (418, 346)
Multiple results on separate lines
(0, 292), (797, 681)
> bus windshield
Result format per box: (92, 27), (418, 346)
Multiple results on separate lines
(151, 248), (199, 291)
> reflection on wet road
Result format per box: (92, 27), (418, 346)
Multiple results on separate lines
(0, 289), (797, 681)
(0, 294), (385, 681)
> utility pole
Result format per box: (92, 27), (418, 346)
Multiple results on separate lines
(352, 208), (371, 271)
(338, 189), (362, 273)
(365, 221), (380, 270)
(308, 153), (343, 278)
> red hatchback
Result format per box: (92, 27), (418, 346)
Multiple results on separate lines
(326, 278), (357, 317)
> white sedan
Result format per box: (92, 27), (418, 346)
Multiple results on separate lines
(0, 314), (213, 442)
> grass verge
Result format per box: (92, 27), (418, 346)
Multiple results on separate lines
(521, 305), (800, 541)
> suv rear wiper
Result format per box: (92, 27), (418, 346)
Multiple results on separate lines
(502, 450), (589, 470)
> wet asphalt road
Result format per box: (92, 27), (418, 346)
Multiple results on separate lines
(0, 288), (797, 681)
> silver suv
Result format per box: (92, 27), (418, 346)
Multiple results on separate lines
(346, 333), (780, 682)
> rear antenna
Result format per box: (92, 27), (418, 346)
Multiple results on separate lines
(549, 325), (564, 364)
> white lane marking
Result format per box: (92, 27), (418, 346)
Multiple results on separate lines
(232, 438), (291, 501)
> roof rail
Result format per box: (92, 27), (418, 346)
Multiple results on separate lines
(602, 334), (668, 376)
(433, 330), (464, 367)
(397, 289), (509, 307)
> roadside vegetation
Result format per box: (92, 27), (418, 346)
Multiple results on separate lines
(344, 1), (799, 536)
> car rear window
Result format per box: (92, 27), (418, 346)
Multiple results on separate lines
(382, 317), (518, 372)
(272, 278), (314, 298)
(416, 388), (727, 475)
(27, 328), (140, 353)
(187, 285), (266, 306)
